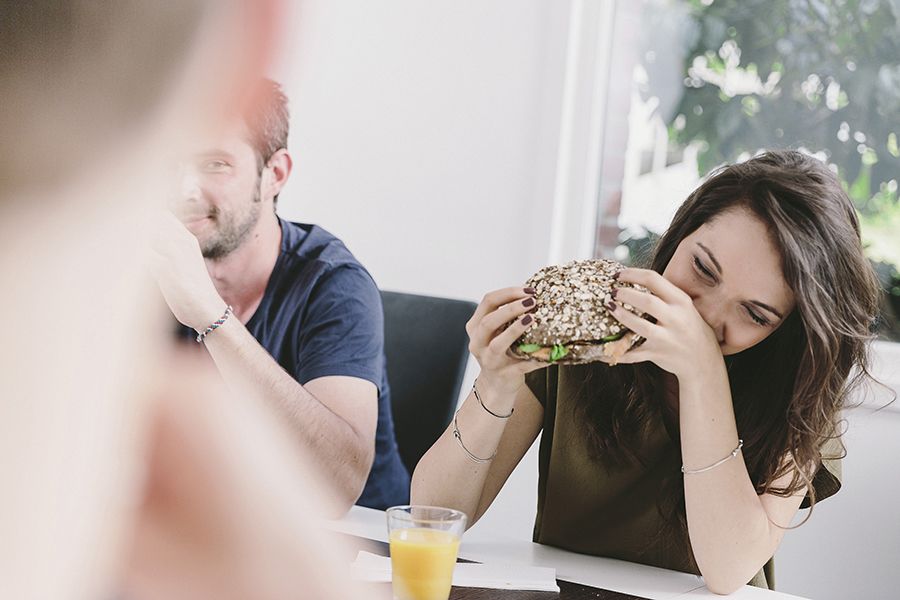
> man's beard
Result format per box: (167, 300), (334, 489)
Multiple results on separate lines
(201, 184), (262, 260)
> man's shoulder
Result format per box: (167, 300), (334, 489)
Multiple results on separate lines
(279, 219), (363, 270)
(275, 219), (379, 300)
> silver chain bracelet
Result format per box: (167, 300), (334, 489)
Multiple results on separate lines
(452, 410), (496, 464)
(682, 439), (744, 475)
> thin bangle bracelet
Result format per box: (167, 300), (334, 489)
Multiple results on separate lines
(473, 378), (514, 419)
(682, 439), (744, 475)
(452, 411), (496, 464)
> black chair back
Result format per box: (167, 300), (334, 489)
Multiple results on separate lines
(381, 291), (476, 475)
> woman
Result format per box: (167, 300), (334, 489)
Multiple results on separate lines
(411, 150), (881, 594)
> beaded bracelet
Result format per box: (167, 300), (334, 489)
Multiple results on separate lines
(195, 305), (233, 343)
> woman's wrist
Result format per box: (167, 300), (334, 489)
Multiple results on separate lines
(474, 373), (522, 411)
(676, 353), (729, 401)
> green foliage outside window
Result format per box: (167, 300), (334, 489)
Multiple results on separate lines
(660, 0), (900, 338)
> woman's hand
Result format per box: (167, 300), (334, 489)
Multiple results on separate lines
(466, 286), (547, 395)
(602, 268), (723, 379)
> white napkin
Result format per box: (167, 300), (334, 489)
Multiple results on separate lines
(350, 550), (560, 593)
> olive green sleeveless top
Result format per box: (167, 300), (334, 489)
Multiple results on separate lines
(525, 364), (842, 590)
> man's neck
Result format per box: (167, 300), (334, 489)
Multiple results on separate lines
(205, 210), (282, 323)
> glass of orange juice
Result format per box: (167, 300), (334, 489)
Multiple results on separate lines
(386, 505), (467, 600)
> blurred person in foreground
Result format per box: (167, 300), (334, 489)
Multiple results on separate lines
(0, 2), (382, 599)
(156, 77), (408, 512)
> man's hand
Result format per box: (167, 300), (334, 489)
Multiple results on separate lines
(149, 211), (227, 331)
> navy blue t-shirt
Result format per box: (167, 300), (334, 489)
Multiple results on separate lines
(180, 218), (409, 509)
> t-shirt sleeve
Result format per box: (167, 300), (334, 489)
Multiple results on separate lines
(801, 435), (843, 509)
(293, 264), (384, 388)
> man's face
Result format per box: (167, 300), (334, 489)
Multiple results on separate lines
(173, 123), (264, 259)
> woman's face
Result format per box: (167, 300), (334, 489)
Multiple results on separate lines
(662, 207), (795, 356)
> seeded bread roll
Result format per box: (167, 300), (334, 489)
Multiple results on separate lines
(511, 259), (646, 365)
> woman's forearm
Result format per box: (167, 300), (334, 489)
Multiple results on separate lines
(411, 389), (511, 523)
(411, 376), (526, 526)
(414, 284), (544, 526)
(678, 361), (783, 594)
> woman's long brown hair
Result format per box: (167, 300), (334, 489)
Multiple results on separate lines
(576, 150), (882, 536)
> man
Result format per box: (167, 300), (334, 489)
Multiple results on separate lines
(153, 79), (409, 511)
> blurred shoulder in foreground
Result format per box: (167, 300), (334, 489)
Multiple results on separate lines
(0, 2), (377, 599)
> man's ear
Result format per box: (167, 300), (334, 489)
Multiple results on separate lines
(263, 149), (293, 200)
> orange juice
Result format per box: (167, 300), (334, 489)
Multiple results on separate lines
(389, 527), (460, 600)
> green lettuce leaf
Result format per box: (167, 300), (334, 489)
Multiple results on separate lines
(549, 344), (569, 362)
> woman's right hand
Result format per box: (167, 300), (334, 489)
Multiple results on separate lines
(465, 286), (548, 395)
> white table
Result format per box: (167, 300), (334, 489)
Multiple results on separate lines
(331, 506), (809, 600)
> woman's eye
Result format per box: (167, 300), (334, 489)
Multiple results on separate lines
(692, 256), (716, 281)
(745, 306), (770, 327)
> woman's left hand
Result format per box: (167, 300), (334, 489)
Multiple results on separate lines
(601, 268), (723, 378)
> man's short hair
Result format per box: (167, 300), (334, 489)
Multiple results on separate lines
(243, 78), (289, 206)
(244, 78), (290, 172)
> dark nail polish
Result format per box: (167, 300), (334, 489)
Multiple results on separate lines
(611, 289), (618, 299)
(524, 287), (536, 295)
(613, 271), (621, 280)
(522, 314), (533, 325)
(522, 297), (535, 307)
(606, 301), (617, 312)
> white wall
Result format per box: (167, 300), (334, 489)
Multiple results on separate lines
(775, 341), (900, 600)
(272, 0), (575, 543)
(274, 0), (571, 302)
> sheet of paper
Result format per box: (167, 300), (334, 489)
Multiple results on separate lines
(351, 551), (560, 592)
